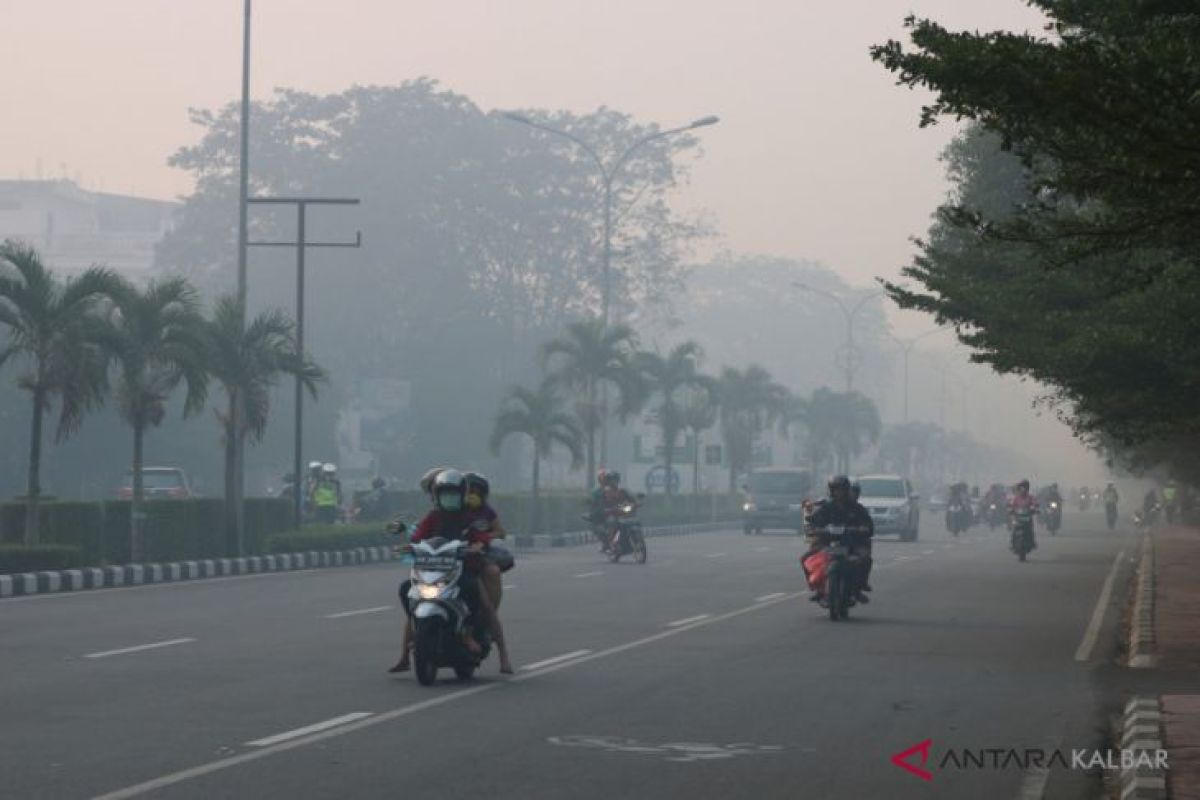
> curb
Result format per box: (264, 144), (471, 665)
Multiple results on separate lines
(0, 519), (737, 599)
(1130, 533), (1157, 668)
(1117, 696), (1168, 800)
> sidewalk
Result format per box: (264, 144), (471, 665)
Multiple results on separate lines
(1132, 526), (1200, 799)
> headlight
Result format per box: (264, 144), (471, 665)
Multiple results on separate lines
(621, 504), (635, 513)
(743, 502), (755, 512)
(1051, 502), (1059, 509)
(417, 583), (444, 600)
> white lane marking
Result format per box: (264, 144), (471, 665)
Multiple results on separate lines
(1074, 550), (1125, 662)
(246, 713), (375, 747)
(1013, 737), (1060, 800)
(754, 547), (771, 552)
(84, 638), (195, 659)
(755, 593), (787, 603)
(503, 584), (517, 590)
(941, 544), (952, 549)
(324, 606), (391, 619)
(922, 549), (935, 555)
(521, 650), (592, 671)
(666, 614), (712, 628)
(574, 571), (603, 578)
(706, 553), (727, 559)
(92, 591), (803, 799)
(895, 556), (913, 562)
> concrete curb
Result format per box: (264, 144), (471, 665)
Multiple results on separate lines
(0, 519), (736, 599)
(1130, 533), (1157, 669)
(1118, 696), (1168, 800)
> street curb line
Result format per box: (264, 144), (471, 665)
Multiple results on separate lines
(1130, 534), (1157, 668)
(1118, 696), (1167, 800)
(0, 519), (736, 599)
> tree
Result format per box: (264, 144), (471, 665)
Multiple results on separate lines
(541, 319), (642, 484)
(679, 384), (719, 495)
(635, 341), (713, 496)
(805, 388), (882, 475)
(103, 277), (209, 561)
(716, 365), (791, 491)
(871, 3), (1200, 480)
(0, 242), (116, 543)
(204, 296), (325, 552)
(489, 380), (583, 534)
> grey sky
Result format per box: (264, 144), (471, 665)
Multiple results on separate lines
(5, 1), (1043, 294)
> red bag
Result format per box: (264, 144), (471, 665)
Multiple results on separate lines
(802, 550), (831, 593)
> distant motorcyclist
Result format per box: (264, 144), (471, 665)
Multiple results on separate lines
(1163, 482), (1179, 524)
(391, 469), (513, 675)
(1142, 489), (1161, 526)
(1102, 483), (1119, 509)
(805, 475), (874, 604)
(1008, 479), (1039, 550)
(588, 470), (635, 552)
(356, 477), (389, 522)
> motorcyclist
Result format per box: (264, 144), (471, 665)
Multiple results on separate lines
(1102, 483), (1119, 509)
(1142, 489), (1161, 525)
(463, 471), (513, 611)
(589, 470), (636, 552)
(311, 463), (342, 524)
(356, 477), (389, 522)
(390, 469), (513, 675)
(805, 475), (874, 604)
(947, 482), (971, 529)
(849, 478), (874, 590)
(1163, 482), (1179, 524)
(1008, 479), (1039, 550)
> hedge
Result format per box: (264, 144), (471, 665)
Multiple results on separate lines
(0, 502), (107, 564)
(263, 524), (393, 554)
(0, 544), (83, 573)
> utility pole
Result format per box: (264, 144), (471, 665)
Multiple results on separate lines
(888, 328), (947, 424)
(249, 197), (361, 530)
(792, 283), (883, 392)
(230, 0), (253, 555)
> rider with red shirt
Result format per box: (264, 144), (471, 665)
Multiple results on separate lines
(1008, 479), (1039, 550)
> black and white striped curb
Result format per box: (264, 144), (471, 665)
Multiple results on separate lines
(0, 519), (738, 598)
(1130, 533), (1157, 668)
(1117, 696), (1167, 800)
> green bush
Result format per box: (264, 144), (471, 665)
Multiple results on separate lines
(243, 497), (294, 554)
(0, 544), (83, 574)
(263, 524), (394, 554)
(0, 502), (106, 563)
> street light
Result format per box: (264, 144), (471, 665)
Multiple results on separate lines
(792, 282), (884, 392)
(888, 328), (949, 423)
(503, 112), (719, 327)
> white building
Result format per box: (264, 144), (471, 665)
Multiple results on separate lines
(0, 179), (176, 278)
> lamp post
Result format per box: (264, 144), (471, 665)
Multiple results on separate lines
(248, 197), (362, 529)
(888, 328), (948, 423)
(792, 283), (884, 392)
(505, 112), (718, 464)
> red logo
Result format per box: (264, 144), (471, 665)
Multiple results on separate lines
(891, 739), (934, 782)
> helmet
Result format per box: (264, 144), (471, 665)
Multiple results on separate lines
(603, 471), (621, 488)
(432, 469), (466, 512)
(1016, 479), (1030, 490)
(464, 472), (490, 499)
(308, 461), (322, 472)
(419, 466), (451, 498)
(322, 463), (337, 475)
(828, 475), (851, 494)
(596, 468), (609, 486)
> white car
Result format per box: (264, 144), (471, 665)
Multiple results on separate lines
(857, 474), (921, 541)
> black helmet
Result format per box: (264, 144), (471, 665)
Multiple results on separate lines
(603, 471), (621, 488)
(464, 471), (490, 499)
(828, 474), (851, 493)
(432, 469), (466, 511)
(1016, 479), (1030, 490)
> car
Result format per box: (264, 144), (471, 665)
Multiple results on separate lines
(117, 467), (196, 500)
(857, 474), (920, 541)
(741, 467), (815, 534)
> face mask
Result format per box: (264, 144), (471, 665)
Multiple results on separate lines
(438, 492), (462, 511)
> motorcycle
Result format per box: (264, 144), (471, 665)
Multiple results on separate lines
(1042, 500), (1062, 535)
(986, 501), (1005, 531)
(1077, 491), (1091, 512)
(606, 500), (647, 564)
(945, 500), (971, 537)
(1105, 502), (1118, 531)
(802, 524), (866, 621)
(397, 532), (493, 686)
(1010, 508), (1036, 562)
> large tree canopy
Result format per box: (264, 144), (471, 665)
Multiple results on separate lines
(871, 2), (1200, 480)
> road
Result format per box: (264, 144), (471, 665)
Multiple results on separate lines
(0, 516), (1133, 800)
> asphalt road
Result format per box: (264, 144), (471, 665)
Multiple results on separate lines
(0, 514), (1134, 800)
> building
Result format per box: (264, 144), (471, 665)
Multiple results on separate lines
(0, 179), (177, 277)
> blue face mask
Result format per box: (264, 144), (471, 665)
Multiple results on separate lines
(438, 492), (462, 511)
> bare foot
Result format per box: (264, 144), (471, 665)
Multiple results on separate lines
(499, 661), (515, 675)
(388, 659), (410, 673)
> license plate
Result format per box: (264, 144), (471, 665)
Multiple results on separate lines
(414, 556), (456, 571)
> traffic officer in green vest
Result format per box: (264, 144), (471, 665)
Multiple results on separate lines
(311, 463), (343, 524)
(1163, 481), (1179, 524)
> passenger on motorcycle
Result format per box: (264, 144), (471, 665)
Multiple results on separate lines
(589, 470), (636, 552)
(805, 475), (874, 604)
(1008, 479), (1039, 550)
(462, 471), (514, 611)
(390, 469), (513, 675)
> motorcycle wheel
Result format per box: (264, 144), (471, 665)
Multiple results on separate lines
(827, 571), (843, 621)
(1018, 549), (1027, 562)
(607, 531), (622, 563)
(413, 619), (441, 686)
(633, 532), (648, 564)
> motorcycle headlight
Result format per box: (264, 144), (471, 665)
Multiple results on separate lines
(743, 502), (755, 512)
(417, 583), (445, 600)
(1051, 502), (1059, 509)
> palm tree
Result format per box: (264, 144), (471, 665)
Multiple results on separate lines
(636, 341), (713, 496)
(805, 387), (882, 475)
(678, 384), (719, 495)
(716, 365), (791, 491)
(204, 296), (325, 553)
(490, 379), (583, 534)
(103, 277), (209, 561)
(540, 318), (642, 485)
(0, 242), (118, 543)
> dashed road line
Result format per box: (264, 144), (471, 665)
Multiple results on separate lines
(574, 571), (603, 578)
(521, 650), (593, 671)
(706, 553), (727, 559)
(246, 713), (374, 747)
(84, 638), (196, 660)
(755, 592), (787, 603)
(1074, 550), (1125, 662)
(324, 606), (391, 619)
(666, 614), (712, 627)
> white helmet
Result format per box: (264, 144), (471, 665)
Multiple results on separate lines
(322, 463), (337, 475)
(308, 461), (322, 472)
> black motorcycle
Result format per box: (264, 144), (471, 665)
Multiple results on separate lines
(986, 501), (1005, 531)
(1042, 500), (1062, 535)
(1105, 502), (1118, 531)
(807, 524), (868, 621)
(606, 501), (647, 564)
(945, 500), (971, 537)
(1011, 508), (1035, 562)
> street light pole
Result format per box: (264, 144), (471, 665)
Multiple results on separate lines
(248, 197), (362, 530)
(230, 0), (253, 555)
(888, 328), (948, 423)
(792, 283), (883, 392)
